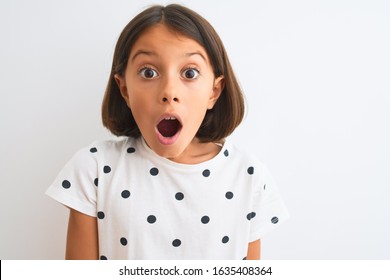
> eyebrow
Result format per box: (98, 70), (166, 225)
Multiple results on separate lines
(185, 52), (208, 62)
(130, 50), (156, 62)
(130, 50), (208, 63)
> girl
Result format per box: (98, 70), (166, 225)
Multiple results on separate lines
(46, 4), (289, 260)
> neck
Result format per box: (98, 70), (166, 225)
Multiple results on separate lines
(167, 138), (222, 164)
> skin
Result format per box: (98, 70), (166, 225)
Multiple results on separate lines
(65, 23), (260, 260)
(66, 209), (98, 260)
(116, 24), (224, 164)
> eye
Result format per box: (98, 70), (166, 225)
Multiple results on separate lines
(182, 68), (200, 80)
(139, 67), (158, 79)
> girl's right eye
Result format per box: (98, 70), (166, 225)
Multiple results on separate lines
(139, 67), (158, 79)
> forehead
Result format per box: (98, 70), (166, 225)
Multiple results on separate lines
(130, 24), (209, 62)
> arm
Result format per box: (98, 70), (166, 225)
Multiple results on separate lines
(65, 208), (99, 260)
(247, 239), (261, 260)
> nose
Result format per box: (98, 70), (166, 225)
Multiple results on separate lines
(162, 97), (179, 103)
(159, 75), (180, 104)
(162, 96), (179, 103)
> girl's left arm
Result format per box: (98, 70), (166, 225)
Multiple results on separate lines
(247, 239), (261, 260)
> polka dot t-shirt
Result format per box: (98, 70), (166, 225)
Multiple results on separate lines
(46, 137), (289, 260)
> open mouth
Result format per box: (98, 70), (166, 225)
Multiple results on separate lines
(157, 117), (182, 138)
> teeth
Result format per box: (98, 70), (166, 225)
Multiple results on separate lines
(164, 117), (176, 120)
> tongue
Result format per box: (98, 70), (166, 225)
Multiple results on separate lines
(157, 119), (180, 137)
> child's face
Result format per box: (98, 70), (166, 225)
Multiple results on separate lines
(115, 24), (224, 162)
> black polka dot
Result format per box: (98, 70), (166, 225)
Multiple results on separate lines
(127, 147), (136, 153)
(242, 256), (247, 260)
(224, 149), (229, 157)
(90, 147), (97, 153)
(121, 190), (130, 199)
(247, 212), (256, 221)
(202, 169), (210, 177)
(222, 236), (229, 243)
(201, 216), (210, 224)
(120, 237), (127, 246)
(94, 178), (98, 187)
(225, 191), (234, 199)
(172, 239), (181, 247)
(103, 166), (111, 174)
(100, 255), (107, 260)
(62, 180), (71, 189)
(175, 192), (184, 200)
(271, 217), (279, 224)
(97, 211), (105, 219)
(247, 166), (254, 175)
(147, 215), (156, 224)
(150, 167), (159, 176)
(264, 184), (266, 190)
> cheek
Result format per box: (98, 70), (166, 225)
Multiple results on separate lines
(126, 92), (149, 119)
(187, 95), (212, 120)
(124, 75), (147, 103)
(127, 86), (150, 105)
(191, 89), (215, 109)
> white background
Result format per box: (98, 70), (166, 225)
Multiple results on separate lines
(0, 0), (389, 259)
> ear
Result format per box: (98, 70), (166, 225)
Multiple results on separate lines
(208, 75), (225, 109)
(114, 74), (130, 106)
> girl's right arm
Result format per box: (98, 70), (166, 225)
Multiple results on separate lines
(65, 208), (99, 260)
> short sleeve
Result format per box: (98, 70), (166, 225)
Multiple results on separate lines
(45, 146), (99, 217)
(249, 163), (290, 241)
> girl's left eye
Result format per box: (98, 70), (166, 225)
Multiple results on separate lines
(182, 68), (200, 80)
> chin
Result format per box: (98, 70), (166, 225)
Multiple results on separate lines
(151, 142), (189, 162)
(154, 145), (182, 158)
(143, 131), (194, 162)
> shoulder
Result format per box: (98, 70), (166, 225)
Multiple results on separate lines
(87, 136), (133, 154)
(223, 140), (271, 188)
(225, 140), (267, 171)
(75, 137), (134, 157)
(67, 137), (136, 167)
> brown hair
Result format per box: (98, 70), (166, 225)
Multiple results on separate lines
(102, 4), (245, 142)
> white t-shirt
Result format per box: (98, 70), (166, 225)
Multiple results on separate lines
(46, 137), (289, 260)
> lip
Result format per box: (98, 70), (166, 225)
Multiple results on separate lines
(155, 113), (183, 145)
